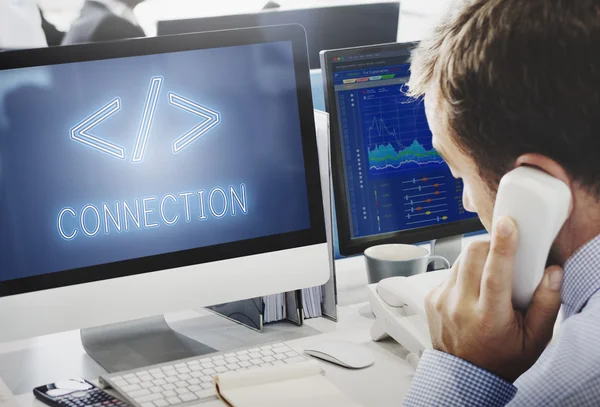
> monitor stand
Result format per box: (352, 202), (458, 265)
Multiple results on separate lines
(81, 315), (217, 373)
(429, 234), (463, 270)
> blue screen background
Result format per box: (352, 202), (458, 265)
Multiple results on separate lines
(0, 41), (311, 281)
(331, 59), (478, 239)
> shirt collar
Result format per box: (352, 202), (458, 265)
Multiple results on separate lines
(562, 233), (600, 318)
(91, 0), (139, 27)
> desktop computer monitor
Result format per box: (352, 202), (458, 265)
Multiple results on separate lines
(156, 2), (401, 70)
(0, 24), (329, 344)
(321, 42), (483, 257)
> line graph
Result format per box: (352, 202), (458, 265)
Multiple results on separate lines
(368, 137), (444, 171)
(360, 84), (445, 174)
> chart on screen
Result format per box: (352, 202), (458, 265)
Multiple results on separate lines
(360, 84), (444, 174)
(333, 68), (478, 237)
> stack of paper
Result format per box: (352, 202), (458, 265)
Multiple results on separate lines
(215, 360), (363, 407)
(263, 288), (322, 323)
(302, 286), (323, 319)
(263, 293), (285, 323)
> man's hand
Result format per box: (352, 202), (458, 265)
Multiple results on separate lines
(425, 216), (564, 382)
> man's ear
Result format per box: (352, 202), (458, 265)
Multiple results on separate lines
(514, 154), (570, 185)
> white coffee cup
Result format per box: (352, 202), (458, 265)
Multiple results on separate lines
(364, 244), (450, 284)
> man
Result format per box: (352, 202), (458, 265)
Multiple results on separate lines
(403, 0), (600, 406)
(61, 0), (145, 45)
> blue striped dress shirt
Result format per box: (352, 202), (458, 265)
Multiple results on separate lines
(404, 234), (600, 406)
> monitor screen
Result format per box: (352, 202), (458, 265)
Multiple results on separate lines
(0, 40), (312, 282)
(328, 48), (479, 241)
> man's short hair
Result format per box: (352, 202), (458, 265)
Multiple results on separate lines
(408, 0), (600, 196)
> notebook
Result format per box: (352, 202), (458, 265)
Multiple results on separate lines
(215, 360), (362, 407)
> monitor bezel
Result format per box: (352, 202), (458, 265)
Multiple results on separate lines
(0, 24), (326, 297)
(320, 42), (483, 257)
(156, 2), (401, 70)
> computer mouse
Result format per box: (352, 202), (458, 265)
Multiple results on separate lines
(304, 340), (374, 369)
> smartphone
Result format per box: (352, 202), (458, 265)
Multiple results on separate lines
(33, 379), (128, 407)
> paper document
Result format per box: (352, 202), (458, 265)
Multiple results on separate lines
(302, 286), (323, 319)
(263, 293), (285, 323)
(215, 360), (362, 407)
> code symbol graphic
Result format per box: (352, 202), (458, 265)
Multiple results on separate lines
(70, 76), (221, 162)
(169, 93), (221, 154)
(70, 98), (125, 159)
(131, 76), (163, 162)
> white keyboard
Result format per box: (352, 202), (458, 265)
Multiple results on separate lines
(100, 343), (307, 406)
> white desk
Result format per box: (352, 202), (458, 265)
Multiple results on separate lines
(1, 235), (489, 407)
(0, 256), (416, 407)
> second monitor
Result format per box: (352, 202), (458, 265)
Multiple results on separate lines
(157, 3), (401, 70)
(321, 42), (483, 258)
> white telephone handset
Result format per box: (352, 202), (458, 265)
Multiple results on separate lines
(368, 270), (447, 361)
(368, 166), (571, 363)
(492, 166), (571, 309)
